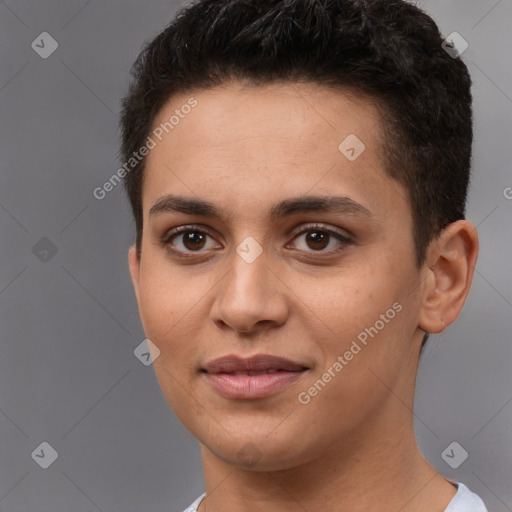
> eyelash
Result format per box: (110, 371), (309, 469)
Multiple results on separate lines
(160, 223), (353, 260)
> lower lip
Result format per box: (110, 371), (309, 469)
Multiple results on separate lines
(204, 371), (306, 399)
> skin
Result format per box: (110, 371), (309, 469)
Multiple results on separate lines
(128, 82), (479, 512)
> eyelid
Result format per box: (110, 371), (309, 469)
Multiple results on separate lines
(288, 222), (353, 243)
(161, 224), (219, 248)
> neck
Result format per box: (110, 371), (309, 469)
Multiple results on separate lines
(197, 403), (456, 512)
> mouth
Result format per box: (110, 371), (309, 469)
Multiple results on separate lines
(201, 354), (309, 399)
(203, 354), (309, 373)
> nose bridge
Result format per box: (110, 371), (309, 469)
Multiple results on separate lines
(211, 237), (288, 333)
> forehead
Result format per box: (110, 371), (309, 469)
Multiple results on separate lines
(142, 82), (410, 228)
(149, 82), (381, 161)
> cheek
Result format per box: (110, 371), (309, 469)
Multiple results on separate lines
(137, 265), (184, 351)
(136, 264), (212, 365)
(294, 303), (411, 441)
(137, 279), (171, 341)
(307, 267), (382, 335)
(136, 270), (206, 417)
(306, 262), (411, 373)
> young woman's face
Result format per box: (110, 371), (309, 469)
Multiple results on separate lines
(129, 82), (428, 470)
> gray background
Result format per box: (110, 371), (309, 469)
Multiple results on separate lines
(0, 0), (511, 511)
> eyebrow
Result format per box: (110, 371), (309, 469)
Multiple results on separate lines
(149, 194), (374, 221)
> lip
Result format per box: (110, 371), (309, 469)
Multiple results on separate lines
(202, 354), (309, 399)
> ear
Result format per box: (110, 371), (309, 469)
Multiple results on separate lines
(128, 244), (141, 306)
(418, 220), (479, 334)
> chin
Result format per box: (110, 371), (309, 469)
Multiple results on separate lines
(199, 426), (315, 471)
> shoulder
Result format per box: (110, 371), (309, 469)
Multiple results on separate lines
(179, 493), (206, 512)
(179, 485), (488, 512)
(444, 482), (489, 512)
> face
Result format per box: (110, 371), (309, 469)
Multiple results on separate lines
(129, 82), (428, 470)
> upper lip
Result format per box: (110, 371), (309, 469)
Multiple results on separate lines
(203, 354), (309, 374)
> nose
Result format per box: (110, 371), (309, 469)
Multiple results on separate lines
(209, 245), (289, 336)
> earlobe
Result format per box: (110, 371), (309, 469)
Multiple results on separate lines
(128, 244), (141, 304)
(418, 220), (479, 334)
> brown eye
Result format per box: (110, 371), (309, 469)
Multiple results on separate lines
(304, 230), (330, 251)
(181, 231), (207, 251)
(289, 224), (352, 254)
(162, 226), (219, 257)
